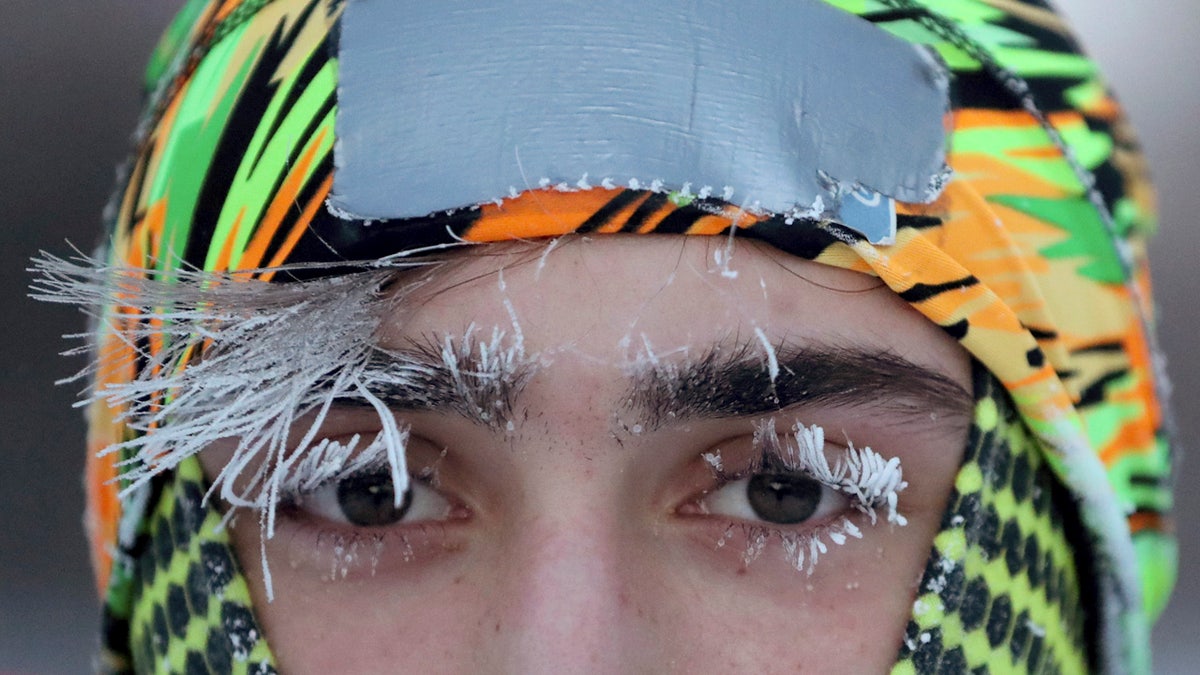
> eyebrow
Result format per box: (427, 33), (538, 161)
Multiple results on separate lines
(347, 336), (972, 433)
(624, 339), (973, 431)
(351, 336), (535, 430)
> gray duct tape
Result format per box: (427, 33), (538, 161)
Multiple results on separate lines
(331, 0), (950, 244)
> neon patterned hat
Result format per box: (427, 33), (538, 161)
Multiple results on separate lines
(39, 0), (1173, 672)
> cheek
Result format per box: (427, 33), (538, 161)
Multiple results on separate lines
(215, 434), (955, 673)
(225, 519), (495, 673)
(222, 499), (942, 673)
(645, 517), (933, 672)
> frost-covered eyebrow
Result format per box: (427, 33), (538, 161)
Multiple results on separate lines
(340, 337), (968, 434)
(625, 341), (973, 431)
(348, 338), (534, 430)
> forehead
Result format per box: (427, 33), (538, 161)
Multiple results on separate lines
(386, 236), (969, 389)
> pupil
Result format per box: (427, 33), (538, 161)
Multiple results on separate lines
(746, 473), (822, 524)
(335, 469), (412, 527)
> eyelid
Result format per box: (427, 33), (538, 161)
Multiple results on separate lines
(748, 419), (909, 524)
(273, 426), (458, 525)
(256, 432), (474, 582)
(679, 418), (909, 571)
(297, 470), (454, 527)
(700, 473), (851, 525)
(687, 425), (852, 525)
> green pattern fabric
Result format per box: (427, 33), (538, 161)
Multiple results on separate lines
(115, 459), (278, 674)
(894, 366), (1090, 674)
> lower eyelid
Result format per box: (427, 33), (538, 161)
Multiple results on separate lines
(678, 510), (871, 575)
(267, 513), (469, 581)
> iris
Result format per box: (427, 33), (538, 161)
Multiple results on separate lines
(745, 472), (822, 525)
(335, 469), (412, 527)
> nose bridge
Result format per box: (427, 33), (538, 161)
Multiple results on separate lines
(470, 367), (667, 671)
(480, 480), (656, 672)
(492, 509), (629, 669)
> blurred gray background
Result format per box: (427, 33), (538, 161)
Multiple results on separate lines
(1, 1), (1195, 672)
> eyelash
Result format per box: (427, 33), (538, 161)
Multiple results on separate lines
(274, 460), (467, 581)
(263, 419), (907, 582)
(695, 419), (908, 574)
(274, 508), (456, 581)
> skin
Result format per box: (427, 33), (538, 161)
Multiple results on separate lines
(203, 235), (973, 673)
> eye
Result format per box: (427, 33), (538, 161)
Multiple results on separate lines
(300, 466), (452, 527)
(702, 466), (850, 526)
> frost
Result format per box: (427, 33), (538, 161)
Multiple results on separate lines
(753, 326), (778, 384)
(316, 531), (391, 581)
(842, 519), (862, 539)
(29, 250), (535, 600)
(436, 321), (529, 425)
(711, 199), (749, 279)
(716, 524), (735, 549)
(743, 528), (769, 565)
(712, 245), (737, 279)
(35, 258), (416, 522)
(740, 420), (908, 575)
(702, 451), (723, 473)
(533, 236), (562, 280)
(776, 516), (864, 575)
(926, 574), (947, 594)
(761, 419), (908, 527)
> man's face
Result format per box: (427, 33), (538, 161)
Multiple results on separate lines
(203, 236), (973, 672)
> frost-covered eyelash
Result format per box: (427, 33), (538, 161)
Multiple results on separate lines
(277, 437), (406, 502)
(703, 419), (908, 574)
(280, 446), (446, 507)
(754, 419), (907, 527)
(715, 517), (865, 574)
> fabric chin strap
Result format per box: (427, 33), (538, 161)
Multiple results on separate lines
(105, 362), (1089, 674)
